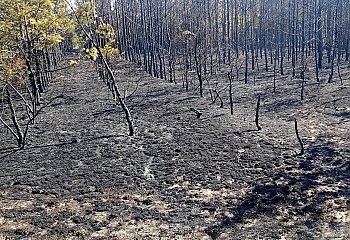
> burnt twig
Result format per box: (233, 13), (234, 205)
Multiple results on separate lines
(294, 118), (304, 155)
(190, 107), (202, 119)
(255, 95), (262, 131)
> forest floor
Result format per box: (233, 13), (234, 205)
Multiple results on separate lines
(0, 57), (349, 239)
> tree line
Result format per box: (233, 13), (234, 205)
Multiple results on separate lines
(95, 0), (348, 88)
(0, 0), (71, 148)
(0, 0), (129, 147)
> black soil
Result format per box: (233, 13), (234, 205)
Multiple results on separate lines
(1, 59), (349, 239)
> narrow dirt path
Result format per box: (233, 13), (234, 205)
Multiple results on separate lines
(0, 60), (349, 239)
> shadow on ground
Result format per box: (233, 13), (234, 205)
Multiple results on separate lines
(205, 142), (350, 239)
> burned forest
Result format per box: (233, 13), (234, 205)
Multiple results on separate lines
(1, 0), (349, 239)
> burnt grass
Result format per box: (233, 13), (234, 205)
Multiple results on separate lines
(0, 58), (349, 239)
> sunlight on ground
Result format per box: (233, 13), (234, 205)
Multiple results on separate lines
(104, 220), (211, 240)
(101, 190), (172, 214)
(46, 198), (87, 214)
(187, 188), (245, 205)
(0, 236), (14, 240)
(0, 217), (34, 235)
(325, 198), (350, 223)
(0, 177), (348, 239)
(0, 200), (33, 211)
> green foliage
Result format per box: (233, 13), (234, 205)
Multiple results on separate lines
(0, 0), (72, 82)
(0, 52), (27, 83)
(74, 1), (97, 25)
(72, 2), (119, 60)
(0, 0), (72, 48)
(86, 47), (98, 61)
(101, 44), (119, 56)
(97, 22), (116, 43)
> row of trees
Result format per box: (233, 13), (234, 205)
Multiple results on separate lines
(1, 0), (134, 147)
(0, 0), (72, 147)
(95, 0), (348, 92)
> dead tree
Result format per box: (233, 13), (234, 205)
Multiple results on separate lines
(294, 118), (304, 155)
(228, 70), (234, 115)
(255, 95), (262, 131)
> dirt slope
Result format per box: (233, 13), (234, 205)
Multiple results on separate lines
(0, 59), (349, 239)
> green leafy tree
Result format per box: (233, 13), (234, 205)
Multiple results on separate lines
(69, 0), (135, 136)
(0, 0), (72, 148)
